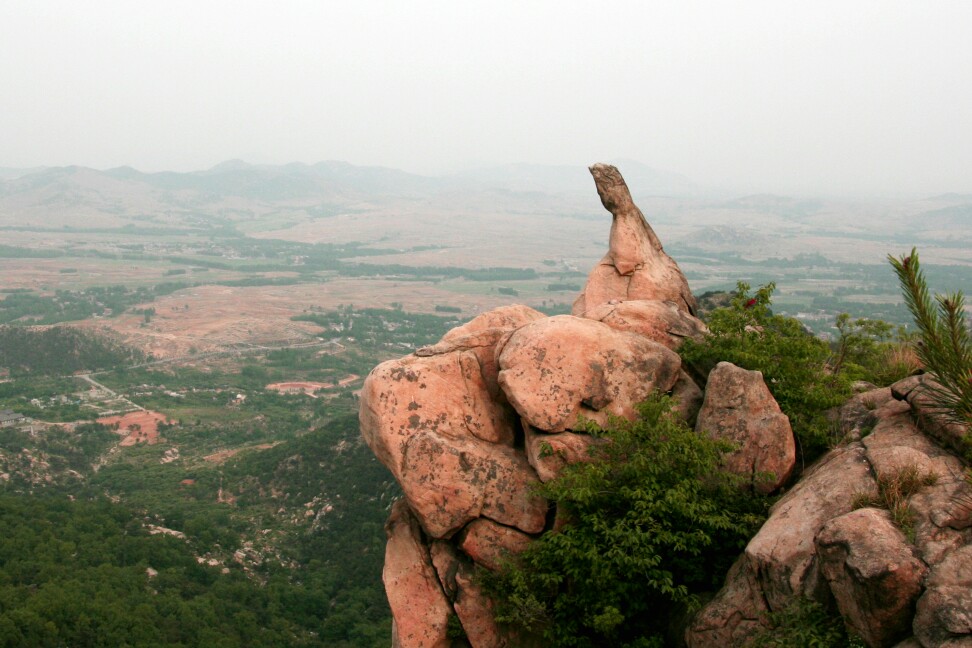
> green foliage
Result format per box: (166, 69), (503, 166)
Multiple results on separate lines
(294, 307), (464, 351)
(547, 282), (581, 292)
(0, 493), (361, 647)
(482, 395), (767, 647)
(0, 326), (144, 377)
(680, 282), (852, 460)
(745, 598), (865, 647)
(0, 284), (188, 325)
(890, 248), (972, 427)
(830, 313), (910, 384)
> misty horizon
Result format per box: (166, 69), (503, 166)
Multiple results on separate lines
(3, 2), (972, 199)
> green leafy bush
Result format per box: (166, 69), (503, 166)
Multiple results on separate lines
(482, 395), (767, 647)
(744, 598), (865, 647)
(680, 282), (851, 460)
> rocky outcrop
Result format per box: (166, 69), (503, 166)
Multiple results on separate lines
(583, 299), (708, 350)
(816, 508), (927, 647)
(361, 164), (972, 647)
(497, 315), (682, 433)
(384, 501), (452, 648)
(572, 164), (698, 317)
(695, 362), (796, 493)
(686, 377), (972, 648)
(914, 546), (972, 646)
(361, 164), (723, 645)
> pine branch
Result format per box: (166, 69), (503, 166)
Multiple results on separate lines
(889, 249), (972, 428)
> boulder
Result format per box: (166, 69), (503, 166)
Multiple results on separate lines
(384, 501), (452, 648)
(684, 556), (768, 647)
(744, 443), (877, 611)
(861, 407), (963, 486)
(431, 540), (528, 648)
(458, 517), (534, 571)
(453, 563), (510, 648)
(833, 387), (893, 442)
(572, 164), (697, 317)
(583, 299), (708, 350)
(361, 350), (515, 462)
(400, 430), (548, 538)
(859, 407), (972, 567)
(695, 362), (795, 493)
(416, 305), (547, 398)
(497, 315), (682, 433)
(523, 425), (604, 482)
(361, 349), (548, 538)
(913, 545), (972, 647)
(816, 508), (927, 647)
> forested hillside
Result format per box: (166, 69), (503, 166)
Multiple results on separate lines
(0, 326), (144, 376)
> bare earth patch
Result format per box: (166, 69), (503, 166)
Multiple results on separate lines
(203, 443), (280, 465)
(98, 410), (171, 446)
(74, 280), (524, 358)
(266, 376), (360, 396)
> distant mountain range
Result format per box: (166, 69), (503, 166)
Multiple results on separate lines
(0, 159), (712, 231)
(1, 158), (706, 200)
(1, 161), (969, 253)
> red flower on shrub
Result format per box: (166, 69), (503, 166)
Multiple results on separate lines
(744, 298), (757, 309)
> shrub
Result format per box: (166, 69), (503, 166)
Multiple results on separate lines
(481, 395), (767, 647)
(829, 313), (915, 385)
(680, 282), (851, 460)
(744, 598), (865, 647)
(852, 464), (938, 542)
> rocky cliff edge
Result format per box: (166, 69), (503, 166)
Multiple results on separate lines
(358, 164), (972, 648)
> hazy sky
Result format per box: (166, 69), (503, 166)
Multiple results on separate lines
(2, 1), (971, 196)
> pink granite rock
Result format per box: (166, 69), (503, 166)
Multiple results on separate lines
(497, 315), (682, 433)
(816, 507), (927, 647)
(361, 350), (515, 459)
(695, 362), (796, 493)
(684, 556), (768, 648)
(400, 430), (547, 538)
(671, 370), (704, 428)
(894, 374), (971, 456)
(384, 501), (452, 648)
(416, 304), (547, 398)
(572, 164), (697, 317)
(913, 545), (972, 647)
(583, 299), (708, 350)
(523, 424), (604, 483)
(687, 443), (878, 646)
(745, 444), (877, 610)
(458, 517), (535, 571)
(361, 351), (546, 538)
(430, 540), (528, 648)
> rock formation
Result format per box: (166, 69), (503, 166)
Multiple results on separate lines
(572, 163), (698, 317)
(685, 383), (972, 648)
(360, 164), (712, 646)
(359, 164), (972, 647)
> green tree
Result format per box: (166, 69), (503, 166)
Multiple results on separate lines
(482, 395), (767, 647)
